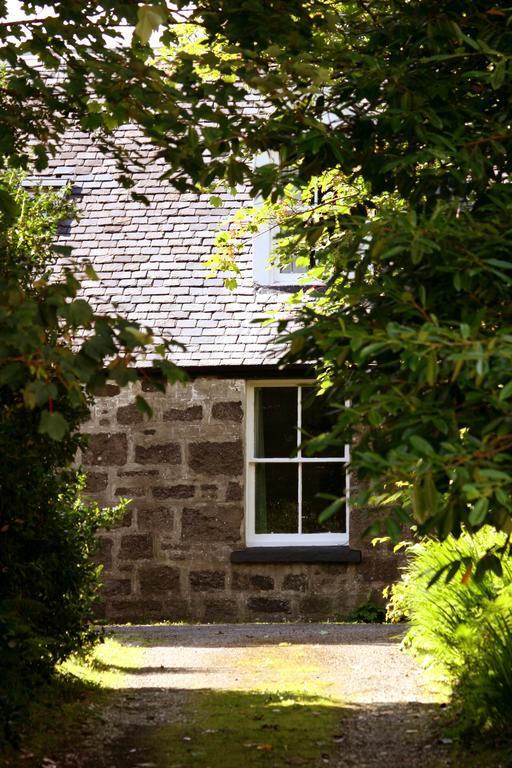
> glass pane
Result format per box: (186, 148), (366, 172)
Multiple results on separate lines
(280, 257), (308, 274)
(255, 463), (298, 533)
(302, 463), (346, 534)
(254, 387), (297, 458)
(301, 387), (344, 458)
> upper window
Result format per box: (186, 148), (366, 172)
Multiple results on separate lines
(252, 153), (312, 287)
(246, 382), (349, 546)
(253, 225), (308, 285)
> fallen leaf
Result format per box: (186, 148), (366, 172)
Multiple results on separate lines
(256, 743), (273, 752)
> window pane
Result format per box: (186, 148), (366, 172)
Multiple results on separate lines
(302, 463), (346, 533)
(301, 387), (344, 458)
(255, 463), (298, 533)
(254, 387), (297, 458)
(280, 258), (307, 274)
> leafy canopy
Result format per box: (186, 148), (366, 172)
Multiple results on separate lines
(3, 1), (512, 555)
(161, 0), (512, 553)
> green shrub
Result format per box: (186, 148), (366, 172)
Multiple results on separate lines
(0, 174), (129, 745)
(338, 599), (386, 623)
(398, 528), (512, 732)
(0, 402), (126, 742)
(383, 581), (410, 624)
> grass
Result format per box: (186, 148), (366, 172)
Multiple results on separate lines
(1, 637), (145, 766)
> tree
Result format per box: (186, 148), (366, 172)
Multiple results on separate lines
(2, 2), (512, 563)
(157, 0), (512, 566)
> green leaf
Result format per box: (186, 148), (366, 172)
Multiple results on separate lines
(409, 435), (435, 456)
(318, 496), (345, 524)
(477, 468), (510, 481)
(84, 263), (99, 281)
(0, 187), (20, 226)
(444, 559), (462, 584)
(426, 352), (438, 386)
(490, 58), (506, 90)
(459, 323), (471, 339)
(38, 410), (70, 441)
(427, 561), (453, 588)
(499, 381), (512, 401)
(135, 394), (153, 419)
(134, 4), (168, 45)
(469, 497), (489, 526)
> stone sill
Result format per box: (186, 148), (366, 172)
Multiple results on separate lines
(230, 546), (362, 565)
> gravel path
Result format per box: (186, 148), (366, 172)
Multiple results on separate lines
(59, 624), (452, 768)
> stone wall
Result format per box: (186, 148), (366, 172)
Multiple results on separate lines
(83, 378), (400, 623)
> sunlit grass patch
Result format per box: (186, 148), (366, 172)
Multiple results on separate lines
(61, 637), (145, 688)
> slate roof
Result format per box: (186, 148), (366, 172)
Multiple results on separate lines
(43, 126), (296, 367)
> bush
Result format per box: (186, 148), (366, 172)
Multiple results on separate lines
(0, 401), (126, 742)
(383, 581), (409, 624)
(397, 528), (512, 732)
(0, 174), (130, 744)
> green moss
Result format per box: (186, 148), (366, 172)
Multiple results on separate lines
(152, 688), (343, 768)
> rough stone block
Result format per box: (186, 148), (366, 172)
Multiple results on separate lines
(94, 384), (120, 397)
(247, 597), (291, 613)
(200, 484), (218, 500)
(83, 433), (128, 466)
(360, 554), (400, 584)
(190, 570), (225, 591)
(162, 598), (192, 621)
(152, 485), (194, 499)
(108, 599), (163, 622)
(119, 533), (153, 560)
(139, 565), (180, 595)
(159, 543), (189, 558)
(119, 469), (159, 478)
(85, 472), (108, 493)
(117, 403), (144, 425)
(211, 401), (243, 422)
(283, 574), (309, 592)
(114, 509), (133, 528)
(232, 573), (274, 591)
(164, 405), (203, 422)
(299, 595), (334, 619)
(137, 506), (174, 531)
(135, 443), (181, 465)
(188, 441), (243, 476)
(225, 482), (242, 501)
(203, 599), (239, 623)
(101, 578), (131, 597)
(182, 505), (242, 543)
(115, 486), (146, 497)
(92, 536), (113, 569)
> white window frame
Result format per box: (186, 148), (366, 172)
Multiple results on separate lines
(252, 154), (312, 287)
(253, 224), (308, 285)
(245, 380), (350, 547)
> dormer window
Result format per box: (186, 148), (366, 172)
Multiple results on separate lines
(252, 156), (322, 288)
(253, 224), (309, 286)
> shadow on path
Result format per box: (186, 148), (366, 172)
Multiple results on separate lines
(70, 687), (452, 768)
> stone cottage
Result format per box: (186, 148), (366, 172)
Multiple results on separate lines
(43, 127), (399, 623)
